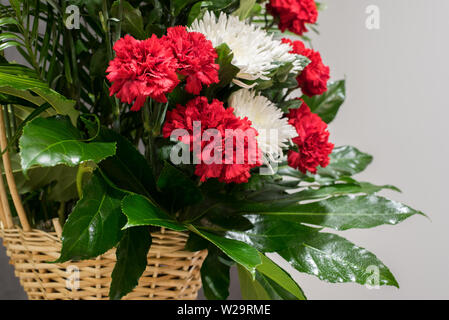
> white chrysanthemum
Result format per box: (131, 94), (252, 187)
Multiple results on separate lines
(229, 89), (297, 163)
(189, 11), (303, 87)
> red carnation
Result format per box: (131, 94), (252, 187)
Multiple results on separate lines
(283, 38), (330, 97)
(267, 0), (318, 36)
(106, 34), (179, 111)
(164, 26), (219, 95)
(163, 97), (262, 184)
(287, 100), (334, 174)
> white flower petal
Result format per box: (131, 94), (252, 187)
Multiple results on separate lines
(229, 89), (297, 162)
(189, 12), (302, 86)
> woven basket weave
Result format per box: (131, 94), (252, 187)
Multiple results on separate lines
(0, 226), (207, 300)
(0, 106), (207, 300)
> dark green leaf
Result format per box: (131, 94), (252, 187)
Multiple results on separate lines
(225, 214), (319, 252)
(279, 232), (399, 287)
(109, 227), (152, 300)
(191, 226), (261, 274)
(122, 194), (186, 231)
(201, 247), (233, 300)
(303, 80), (345, 124)
(111, 1), (145, 39)
(317, 145), (373, 178)
(157, 162), (203, 213)
(95, 127), (157, 199)
(19, 117), (116, 174)
(56, 173), (126, 262)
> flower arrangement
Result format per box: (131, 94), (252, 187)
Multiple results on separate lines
(0, 0), (423, 300)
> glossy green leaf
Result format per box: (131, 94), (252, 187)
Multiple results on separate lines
(191, 226), (261, 274)
(243, 195), (423, 231)
(19, 117), (116, 174)
(157, 162), (203, 213)
(317, 145), (373, 178)
(122, 194), (186, 231)
(225, 214), (320, 252)
(56, 173), (126, 262)
(0, 70), (79, 123)
(109, 227), (152, 300)
(278, 232), (399, 287)
(303, 80), (345, 124)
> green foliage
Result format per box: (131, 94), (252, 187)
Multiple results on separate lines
(56, 173), (126, 262)
(110, 227), (152, 300)
(303, 80), (346, 124)
(19, 117), (116, 174)
(278, 232), (399, 287)
(0, 0), (424, 301)
(190, 225), (262, 275)
(121, 194), (186, 231)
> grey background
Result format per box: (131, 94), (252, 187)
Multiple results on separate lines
(1, 0), (448, 299)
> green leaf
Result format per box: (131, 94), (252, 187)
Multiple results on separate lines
(121, 194), (186, 231)
(232, 0), (256, 20)
(264, 195), (424, 231)
(303, 80), (346, 124)
(225, 214), (320, 252)
(172, 0), (201, 16)
(278, 232), (399, 287)
(317, 145), (373, 178)
(237, 265), (271, 300)
(0, 41), (22, 51)
(0, 17), (19, 27)
(256, 253), (306, 300)
(191, 226), (261, 275)
(205, 43), (240, 96)
(56, 173), (126, 262)
(95, 127), (157, 199)
(8, 153), (79, 202)
(157, 162), (203, 214)
(111, 1), (145, 39)
(0, 70), (79, 123)
(19, 117), (116, 174)
(200, 247), (232, 300)
(109, 227), (152, 300)
(237, 254), (305, 300)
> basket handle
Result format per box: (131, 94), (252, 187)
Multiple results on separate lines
(0, 105), (30, 231)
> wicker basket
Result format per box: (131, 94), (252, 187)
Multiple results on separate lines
(0, 106), (207, 300)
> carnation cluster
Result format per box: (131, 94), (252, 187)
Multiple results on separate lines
(107, 27), (219, 111)
(107, 11), (334, 182)
(163, 97), (262, 184)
